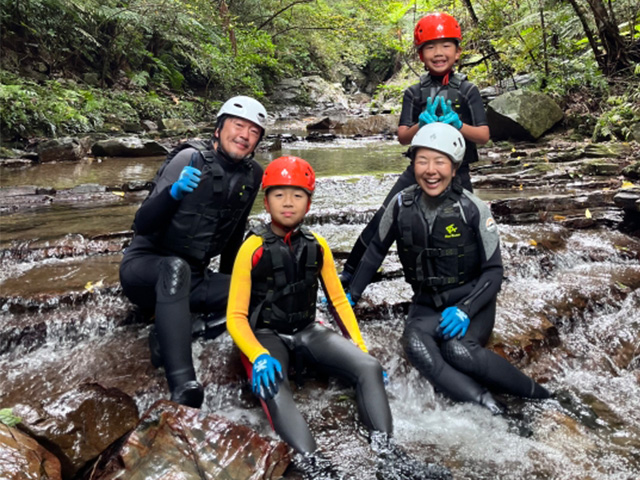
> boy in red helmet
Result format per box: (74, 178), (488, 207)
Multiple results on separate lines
(227, 156), (451, 480)
(341, 12), (490, 287)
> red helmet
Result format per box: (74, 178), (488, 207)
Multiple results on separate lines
(262, 156), (316, 195)
(414, 13), (462, 48)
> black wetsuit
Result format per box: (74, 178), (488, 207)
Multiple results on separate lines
(119, 146), (262, 392)
(342, 72), (488, 277)
(349, 184), (549, 404)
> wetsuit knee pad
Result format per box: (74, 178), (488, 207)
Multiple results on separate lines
(402, 330), (436, 377)
(442, 339), (479, 376)
(156, 257), (191, 300)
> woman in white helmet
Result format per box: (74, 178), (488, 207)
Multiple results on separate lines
(119, 96), (267, 408)
(348, 123), (550, 414)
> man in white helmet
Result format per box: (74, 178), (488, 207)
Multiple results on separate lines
(348, 123), (550, 414)
(119, 96), (268, 408)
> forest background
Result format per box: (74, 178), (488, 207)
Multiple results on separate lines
(1, 0), (639, 144)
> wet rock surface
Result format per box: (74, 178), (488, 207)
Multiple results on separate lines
(87, 401), (291, 480)
(1, 127), (639, 479)
(0, 423), (62, 480)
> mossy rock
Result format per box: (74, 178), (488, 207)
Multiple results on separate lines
(580, 160), (622, 176)
(622, 161), (640, 180)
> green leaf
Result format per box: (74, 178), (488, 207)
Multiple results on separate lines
(0, 408), (21, 427)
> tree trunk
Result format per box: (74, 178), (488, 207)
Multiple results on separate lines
(460, 0), (511, 80)
(219, 0), (237, 56)
(584, 0), (630, 73)
(564, 0), (605, 71)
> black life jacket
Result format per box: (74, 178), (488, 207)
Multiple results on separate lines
(249, 225), (323, 335)
(396, 184), (481, 307)
(153, 141), (255, 262)
(419, 71), (467, 114)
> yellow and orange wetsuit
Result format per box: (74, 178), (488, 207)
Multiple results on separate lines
(227, 224), (392, 453)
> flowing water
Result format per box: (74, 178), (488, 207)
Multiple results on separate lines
(1, 135), (639, 479)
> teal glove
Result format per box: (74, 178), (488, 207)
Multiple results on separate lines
(345, 291), (355, 307)
(418, 96), (440, 127)
(252, 354), (283, 400)
(438, 98), (463, 130)
(438, 306), (470, 339)
(170, 166), (201, 200)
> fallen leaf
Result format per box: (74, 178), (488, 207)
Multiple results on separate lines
(529, 239), (538, 246)
(585, 209), (592, 219)
(112, 191), (125, 197)
(621, 181), (635, 189)
(553, 215), (566, 221)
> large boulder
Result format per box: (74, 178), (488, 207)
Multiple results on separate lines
(487, 90), (563, 141)
(38, 137), (86, 163)
(91, 137), (168, 157)
(271, 75), (350, 112)
(88, 400), (291, 480)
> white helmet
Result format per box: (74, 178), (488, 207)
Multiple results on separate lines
(217, 95), (267, 130)
(410, 123), (466, 165)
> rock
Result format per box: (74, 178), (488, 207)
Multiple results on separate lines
(622, 161), (640, 180)
(0, 424), (62, 480)
(91, 137), (168, 157)
(613, 189), (640, 212)
(583, 142), (631, 158)
(580, 159), (623, 176)
(487, 90), (564, 141)
(14, 383), (139, 478)
(307, 117), (337, 130)
(87, 400), (291, 480)
(141, 120), (158, 132)
(38, 137), (86, 163)
(158, 118), (197, 132)
(334, 114), (399, 136)
(271, 75), (350, 112)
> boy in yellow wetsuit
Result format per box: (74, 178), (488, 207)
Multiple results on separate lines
(227, 156), (450, 480)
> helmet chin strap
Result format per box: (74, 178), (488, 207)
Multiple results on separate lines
(270, 219), (300, 247)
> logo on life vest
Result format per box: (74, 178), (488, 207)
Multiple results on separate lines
(486, 217), (497, 232)
(445, 223), (461, 239)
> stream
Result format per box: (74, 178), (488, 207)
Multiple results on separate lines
(1, 131), (639, 479)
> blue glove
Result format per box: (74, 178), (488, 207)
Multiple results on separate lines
(438, 306), (470, 339)
(382, 369), (390, 387)
(345, 291), (355, 307)
(418, 96), (440, 127)
(170, 166), (201, 200)
(252, 354), (283, 400)
(438, 98), (463, 129)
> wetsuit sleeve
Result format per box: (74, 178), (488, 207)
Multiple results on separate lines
(226, 235), (270, 363)
(398, 83), (421, 127)
(219, 162), (264, 274)
(349, 197), (399, 303)
(315, 233), (368, 353)
(132, 149), (193, 235)
(456, 194), (503, 319)
(460, 81), (488, 127)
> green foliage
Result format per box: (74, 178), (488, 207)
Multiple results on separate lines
(0, 408), (21, 427)
(0, 70), (208, 140)
(592, 93), (640, 141)
(1, 0), (640, 141)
